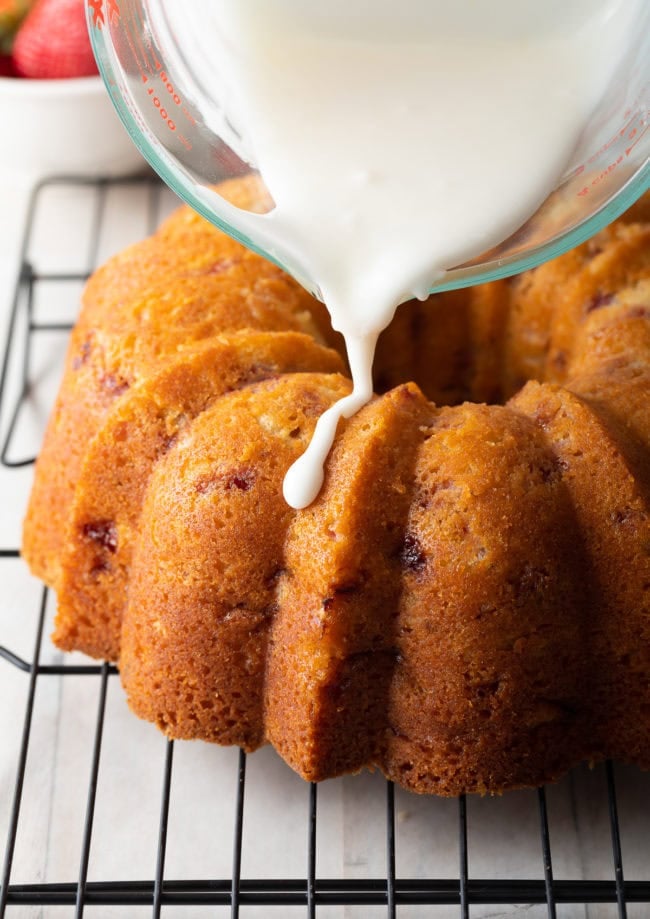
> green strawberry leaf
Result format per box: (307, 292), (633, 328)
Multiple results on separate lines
(0, 0), (33, 53)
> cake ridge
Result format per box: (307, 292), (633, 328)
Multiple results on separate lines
(120, 372), (352, 752)
(265, 382), (433, 780)
(54, 331), (345, 661)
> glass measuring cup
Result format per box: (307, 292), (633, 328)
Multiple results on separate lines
(87, 0), (650, 297)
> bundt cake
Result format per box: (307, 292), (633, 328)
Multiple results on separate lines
(22, 179), (650, 795)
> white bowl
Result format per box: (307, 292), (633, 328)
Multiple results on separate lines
(0, 74), (146, 177)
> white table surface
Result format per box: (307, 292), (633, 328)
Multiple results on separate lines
(0, 168), (649, 919)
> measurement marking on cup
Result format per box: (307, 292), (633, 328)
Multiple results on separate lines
(123, 19), (149, 83)
(130, 17), (157, 79)
(147, 87), (177, 131)
(158, 72), (182, 107)
(122, 48), (194, 144)
(152, 66), (196, 133)
(577, 110), (648, 197)
(626, 123), (649, 157)
(142, 32), (162, 71)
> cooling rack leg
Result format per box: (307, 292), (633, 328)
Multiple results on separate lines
(606, 761), (628, 919)
(458, 794), (469, 919)
(75, 661), (110, 919)
(0, 262), (31, 468)
(0, 587), (47, 918)
(307, 781), (317, 919)
(386, 781), (396, 919)
(152, 740), (174, 919)
(231, 748), (246, 919)
(537, 787), (557, 919)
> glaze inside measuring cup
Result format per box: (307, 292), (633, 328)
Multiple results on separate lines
(89, 0), (649, 297)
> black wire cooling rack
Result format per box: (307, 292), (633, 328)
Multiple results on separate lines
(0, 175), (649, 919)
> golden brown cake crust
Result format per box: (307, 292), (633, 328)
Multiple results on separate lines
(22, 185), (650, 795)
(54, 332), (345, 662)
(120, 373), (352, 751)
(265, 382), (434, 780)
(383, 402), (592, 794)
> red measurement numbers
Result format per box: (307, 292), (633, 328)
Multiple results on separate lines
(147, 72), (177, 132)
(146, 69), (193, 150)
(87, 0), (120, 30)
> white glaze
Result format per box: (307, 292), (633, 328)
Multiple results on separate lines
(191, 0), (642, 507)
(282, 332), (377, 508)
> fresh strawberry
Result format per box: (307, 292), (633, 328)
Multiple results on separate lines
(12, 0), (98, 79)
(0, 52), (16, 74)
(0, 0), (33, 54)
